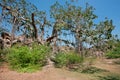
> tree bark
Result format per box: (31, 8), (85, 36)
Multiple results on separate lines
(75, 28), (83, 56)
(51, 26), (58, 54)
(31, 13), (38, 39)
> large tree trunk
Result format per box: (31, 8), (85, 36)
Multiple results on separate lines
(75, 36), (83, 53)
(40, 27), (44, 41)
(75, 28), (83, 56)
(11, 17), (16, 41)
(51, 27), (58, 54)
(31, 13), (38, 40)
(40, 17), (46, 42)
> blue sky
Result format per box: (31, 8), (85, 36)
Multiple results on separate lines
(28, 0), (120, 38)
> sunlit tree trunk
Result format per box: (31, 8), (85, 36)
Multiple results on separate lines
(52, 27), (58, 54)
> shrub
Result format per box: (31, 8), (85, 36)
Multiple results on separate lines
(106, 41), (120, 59)
(53, 52), (83, 68)
(67, 53), (83, 65)
(53, 52), (68, 68)
(7, 43), (50, 72)
(106, 50), (120, 59)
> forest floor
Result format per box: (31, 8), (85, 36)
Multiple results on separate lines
(0, 58), (120, 80)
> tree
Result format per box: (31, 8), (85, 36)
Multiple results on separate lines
(50, 1), (115, 56)
(50, 2), (97, 55)
(0, 0), (51, 44)
(0, 0), (115, 56)
(90, 19), (114, 52)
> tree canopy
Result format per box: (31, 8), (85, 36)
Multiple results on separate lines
(0, 0), (116, 54)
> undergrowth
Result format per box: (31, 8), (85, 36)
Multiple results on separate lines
(53, 52), (83, 68)
(106, 41), (120, 59)
(7, 43), (50, 73)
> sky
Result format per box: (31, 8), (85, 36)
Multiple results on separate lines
(28, 0), (120, 39)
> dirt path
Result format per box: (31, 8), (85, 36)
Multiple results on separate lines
(0, 63), (93, 80)
(0, 58), (120, 80)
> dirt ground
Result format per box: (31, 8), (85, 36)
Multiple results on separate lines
(0, 58), (120, 80)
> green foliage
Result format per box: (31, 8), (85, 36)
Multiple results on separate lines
(99, 74), (120, 80)
(7, 43), (50, 72)
(67, 53), (83, 65)
(53, 52), (68, 68)
(106, 51), (120, 59)
(53, 52), (83, 68)
(106, 41), (120, 59)
(50, 1), (114, 53)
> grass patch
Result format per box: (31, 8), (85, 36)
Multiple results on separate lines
(81, 66), (108, 74)
(15, 65), (41, 73)
(98, 74), (120, 80)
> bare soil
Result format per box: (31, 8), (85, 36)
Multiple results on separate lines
(0, 58), (120, 80)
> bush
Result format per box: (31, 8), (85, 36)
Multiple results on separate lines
(67, 53), (83, 65)
(7, 43), (50, 72)
(53, 52), (83, 68)
(106, 50), (120, 59)
(53, 52), (68, 68)
(106, 41), (120, 59)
